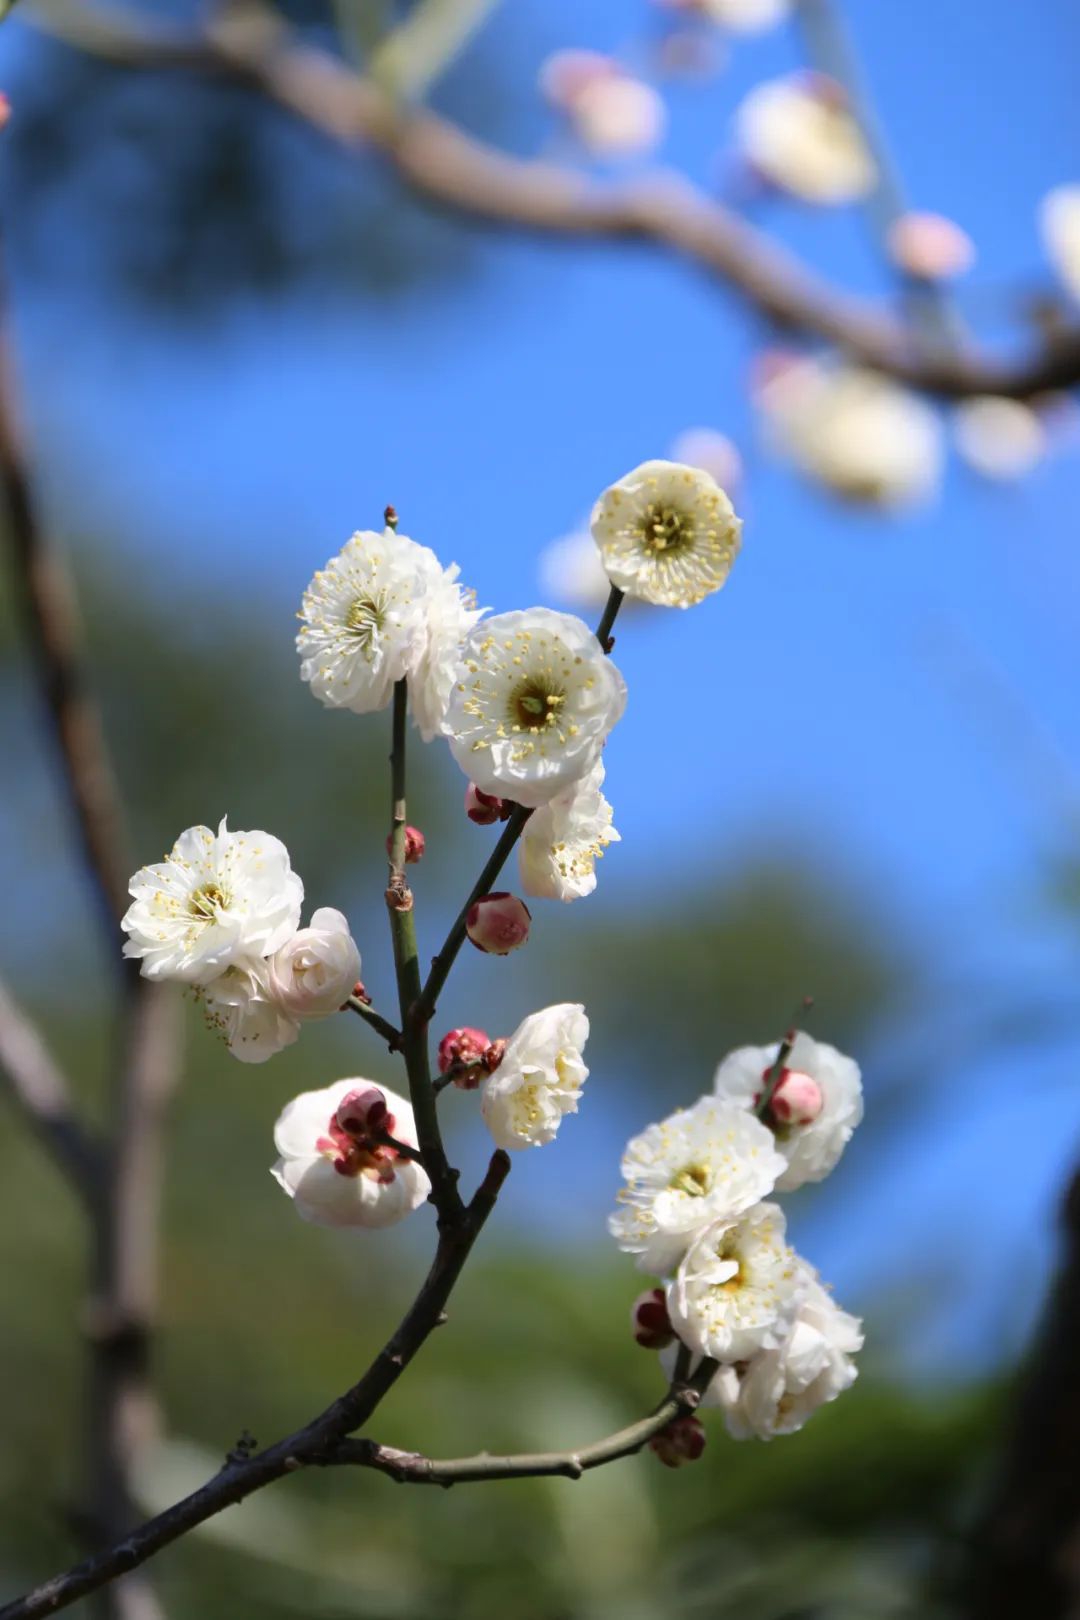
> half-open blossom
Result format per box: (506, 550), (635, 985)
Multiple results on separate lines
(713, 1269), (862, 1439)
(200, 958), (300, 1064)
(518, 760), (619, 902)
(466, 892), (531, 954)
(649, 1414), (706, 1468)
(886, 211), (975, 281)
(122, 819), (303, 985)
(267, 907), (361, 1020)
(591, 460), (741, 608)
(608, 1096), (786, 1276)
(480, 1002), (588, 1149)
(759, 358), (942, 508)
(667, 1202), (799, 1362)
(271, 1079), (430, 1229)
(736, 73), (874, 204)
(953, 396), (1045, 481)
(1040, 184), (1080, 303)
(712, 1032), (862, 1190)
(444, 608), (627, 808)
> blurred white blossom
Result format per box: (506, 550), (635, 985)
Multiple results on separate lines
(953, 396), (1046, 481)
(444, 608), (627, 808)
(1040, 184), (1080, 302)
(736, 73), (874, 204)
(538, 528), (614, 610)
(886, 211), (975, 281)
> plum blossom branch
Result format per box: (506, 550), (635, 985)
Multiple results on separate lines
(344, 992), (402, 1049)
(23, 0), (1080, 401)
(322, 1354), (721, 1484)
(0, 1149), (512, 1620)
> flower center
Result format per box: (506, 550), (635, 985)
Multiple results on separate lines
(188, 882), (228, 921)
(316, 1109), (399, 1183)
(670, 1163), (710, 1198)
(509, 676), (566, 733)
(638, 503), (693, 554)
(345, 593), (387, 646)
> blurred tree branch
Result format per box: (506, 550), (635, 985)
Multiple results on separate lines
(0, 975), (105, 1204)
(22, 0), (1080, 401)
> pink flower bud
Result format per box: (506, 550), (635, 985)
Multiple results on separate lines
(437, 1026), (491, 1075)
(335, 1086), (390, 1140)
(887, 211), (975, 282)
(465, 784), (509, 825)
(482, 1038), (507, 1073)
(768, 1067), (824, 1126)
(649, 1415), (706, 1468)
(385, 826), (425, 863)
(632, 1288), (675, 1350)
(0, 95), (10, 131)
(466, 892), (531, 956)
(539, 48), (617, 111)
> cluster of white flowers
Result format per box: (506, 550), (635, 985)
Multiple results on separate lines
(612, 1031), (864, 1441)
(121, 819), (361, 1064)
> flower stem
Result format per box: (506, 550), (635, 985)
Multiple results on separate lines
(595, 584), (624, 653)
(386, 677), (463, 1224)
(345, 995), (402, 1050)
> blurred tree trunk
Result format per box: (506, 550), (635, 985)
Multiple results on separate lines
(965, 1164), (1080, 1619)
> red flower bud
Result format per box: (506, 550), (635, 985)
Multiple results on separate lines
(437, 1026), (491, 1075)
(466, 892), (531, 955)
(764, 1067), (823, 1127)
(631, 1288), (675, 1351)
(386, 826), (425, 863)
(482, 1038), (507, 1073)
(649, 1415), (706, 1469)
(334, 1086), (390, 1140)
(465, 784), (509, 825)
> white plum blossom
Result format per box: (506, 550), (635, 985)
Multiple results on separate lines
(297, 528), (479, 727)
(608, 1096), (786, 1276)
(409, 548), (484, 742)
(711, 1270), (862, 1439)
(272, 1079), (430, 1229)
(268, 908), (361, 1019)
(759, 358), (942, 508)
(1040, 184), (1080, 303)
(667, 1202), (799, 1362)
(443, 608), (627, 808)
(736, 74), (875, 205)
(687, 0), (790, 32)
(200, 958), (300, 1065)
(122, 819), (303, 985)
(591, 460), (741, 608)
(886, 211), (975, 282)
(712, 1031), (863, 1191)
(953, 396), (1046, 482)
(518, 760), (619, 902)
(480, 1003), (589, 1149)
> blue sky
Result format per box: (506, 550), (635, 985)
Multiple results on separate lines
(2, 0), (1080, 1375)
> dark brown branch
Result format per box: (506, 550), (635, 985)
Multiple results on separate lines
(322, 1356), (720, 1484)
(0, 974), (105, 1205)
(26, 0), (1080, 401)
(0, 1150), (512, 1620)
(0, 331), (132, 946)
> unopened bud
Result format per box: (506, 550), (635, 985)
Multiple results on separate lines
(466, 892), (531, 956)
(887, 211), (975, 282)
(465, 784), (509, 825)
(386, 826), (425, 864)
(482, 1038), (507, 1073)
(767, 1067), (823, 1126)
(335, 1086), (390, 1140)
(632, 1288), (674, 1351)
(649, 1415), (706, 1469)
(437, 1026), (490, 1075)
(352, 981), (371, 1004)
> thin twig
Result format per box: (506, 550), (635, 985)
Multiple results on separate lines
(23, 0), (1080, 401)
(345, 993), (402, 1050)
(323, 1355), (720, 1484)
(0, 1150), (513, 1620)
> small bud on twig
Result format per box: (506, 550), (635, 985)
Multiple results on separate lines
(466, 892), (531, 955)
